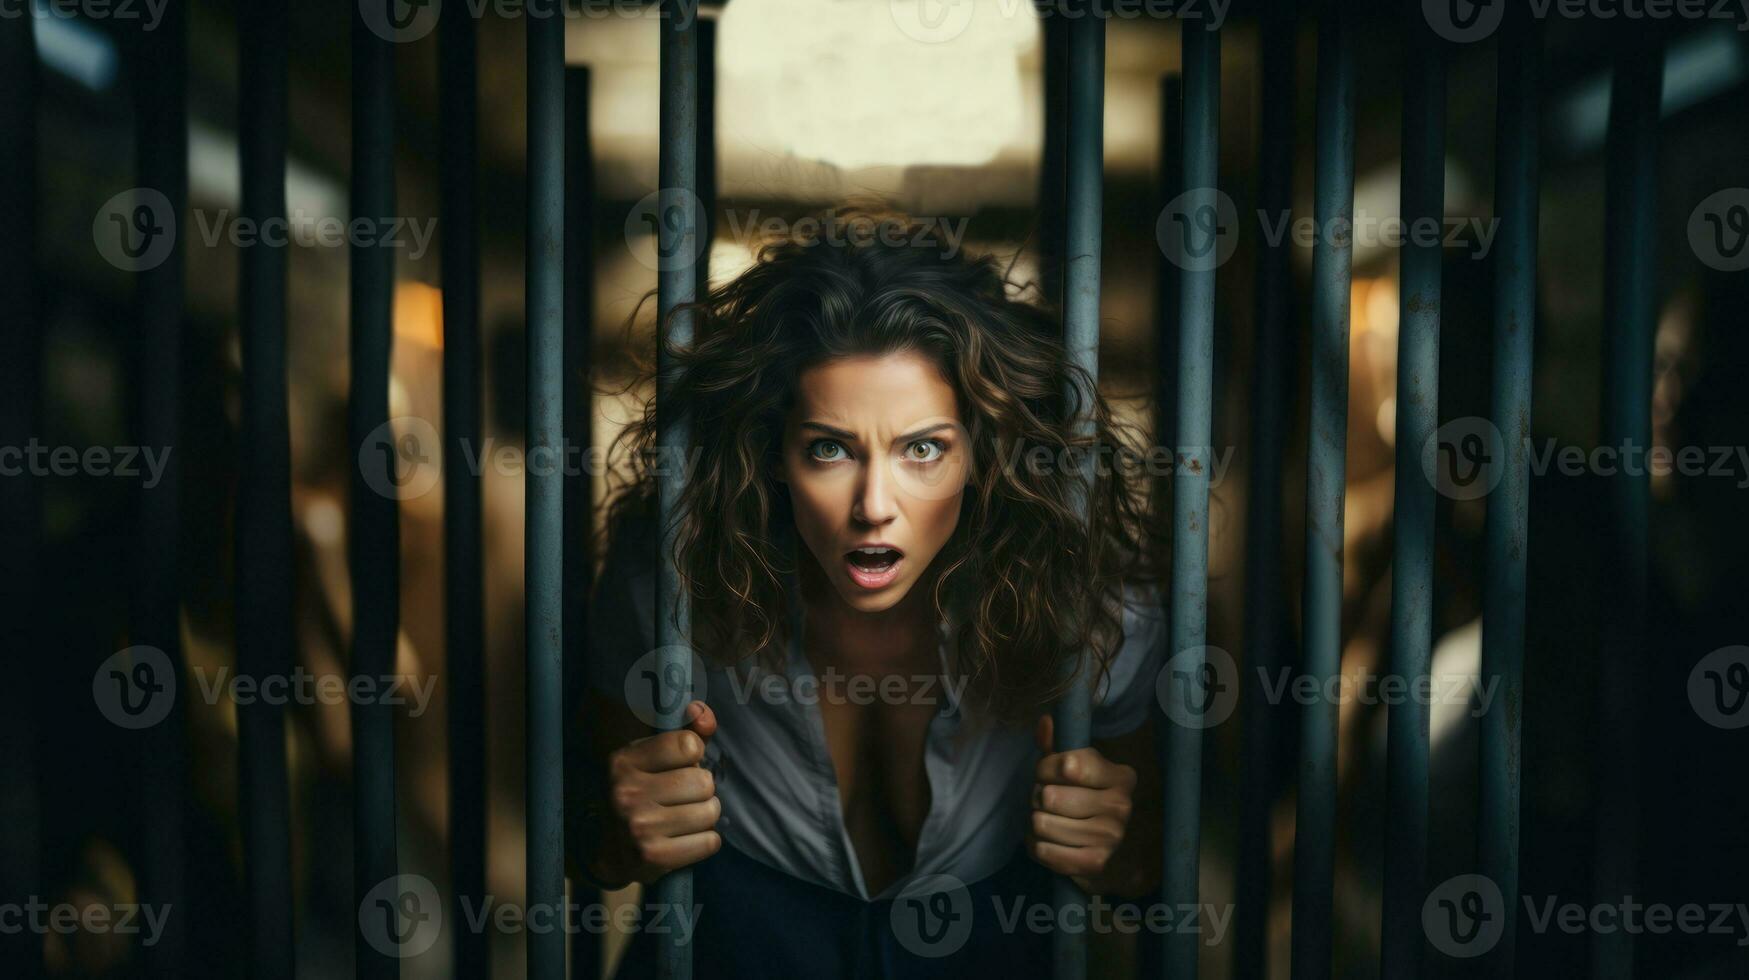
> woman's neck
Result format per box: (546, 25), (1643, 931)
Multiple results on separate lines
(796, 549), (941, 675)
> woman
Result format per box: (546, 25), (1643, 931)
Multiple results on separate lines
(572, 209), (1169, 978)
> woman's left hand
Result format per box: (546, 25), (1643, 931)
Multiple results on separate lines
(1027, 715), (1138, 894)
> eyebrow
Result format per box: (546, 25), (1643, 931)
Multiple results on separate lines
(798, 421), (955, 445)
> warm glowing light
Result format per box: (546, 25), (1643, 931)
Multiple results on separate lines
(718, 0), (1034, 171)
(393, 281), (444, 350)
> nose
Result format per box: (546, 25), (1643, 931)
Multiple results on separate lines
(851, 459), (898, 528)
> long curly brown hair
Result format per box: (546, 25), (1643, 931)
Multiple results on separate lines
(602, 208), (1165, 724)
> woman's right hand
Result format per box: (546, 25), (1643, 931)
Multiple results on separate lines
(590, 700), (723, 886)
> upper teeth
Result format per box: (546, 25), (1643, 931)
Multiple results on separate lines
(856, 547), (894, 556)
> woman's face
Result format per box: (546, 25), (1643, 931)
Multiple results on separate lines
(780, 351), (971, 615)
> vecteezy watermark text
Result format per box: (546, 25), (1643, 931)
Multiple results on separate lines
(358, 873), (698, 959)
(93, 646), (438, 730)
(1424, 0), (1749, 44)
(0, 440), (172, 488)
(0, 898), (173, 947)
(890, 874), (1232, 958)
(1424, 874), (1749, 959)
(94, 188), (437, 272)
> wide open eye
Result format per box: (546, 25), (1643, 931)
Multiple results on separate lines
(902, 438), (946, 464)
(808, 438), (849, 463)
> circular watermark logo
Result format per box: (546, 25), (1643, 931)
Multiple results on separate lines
(93, 645), (176, 730)
(1155, 188), (1239, 273)
(1689, 645), (1749, 730)
(359, 873), (443, 959)
(1423, 873), (1505, 958)
(1688, 188), (1749, 273)
(1422, 0), (1505, 43)
(358, 0), (442, 44)
(359, 417), (442, 501)
(94, 188), (176, 272)
(623, 646), (711, 727)
(1155, 645), (1238, 730)
(889, 0), (978, 44)
(1422, 416), (1504, 501)
(624, 188), (709, 273)
(889, 873), (973, 958)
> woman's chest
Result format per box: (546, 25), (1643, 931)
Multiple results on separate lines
(816, 696), (937, 891)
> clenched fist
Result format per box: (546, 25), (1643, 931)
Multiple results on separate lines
(1026, 715), (1138, 894)
(590, 700), (724, 887)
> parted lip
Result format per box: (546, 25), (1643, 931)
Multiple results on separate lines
(845, 542), (904, 556)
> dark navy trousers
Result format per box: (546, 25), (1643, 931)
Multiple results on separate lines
(613, 842), (1054, 980)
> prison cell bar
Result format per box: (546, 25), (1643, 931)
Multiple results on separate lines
(528, 6), (569, 979)
(697, 20), (718, 308)
(234, 0), (297, 976)
(1478, 8), (1541, 977)
(1048, 12), (1103, 980)
(1161, 15), (1219, 980)
(1234, 3), (1294, 977)
(1592, 37), (1663, 980)
(130, 3), (191, 976)
(655, 4), (701, 979)
(1380, 6), (1445, 979)
(0, 10), (43, 979)
(1290, 6), (1355, 978)
(1153, 73), (1181, 499)
(565, 62), (601, 980)
(441, 6), (490, 977)
(1037, 15), (1067, 312)
(350, 4), (402, 977)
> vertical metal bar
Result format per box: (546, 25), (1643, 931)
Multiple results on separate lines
(0, 10), (43, 979)
(1478, 9), (1540, 977)
(1381, 7), (1445, 978)
(527, 5), (567, 979)
(1051, 13), (1102, 980)
(130, 3), (190, 975)
(1038, 10), (1068, 312)
(235, 1), (297, 975)
(655, 3), (699, 977)
(1154, 73), (1182, 477)
(1161, 15), (1219, 980)
(1235, 3), (1294, 977)
(564, 62), (600, 980)
(1591, 36), (1661, 980)
(351, 5), (400, 978)
(696, 19), (717, 308)
(441, 6), (488, 977)
(1291, 6), (1354, 979)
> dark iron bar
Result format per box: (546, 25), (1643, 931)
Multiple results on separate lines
(1163, 15), (1219, 980)
(1235, 3), (1294, 977)
(1050, 11), (1103, 980)
(350, 4), (401, 977)
(1478, 9), (1541, 977)
(1290, 6), (1355, 979)
(129, 3), (190, 976)
(1037, 12), (1068, 311)
(696, 19), (717, 305)
(1380, 7), (1445, 978)
(654, 3), (700, 976)
(235, 0), (297, 975)
(441, 5), (488, 977)
(1592, 36), (1663, 980)
(527, 5), (568, 979)
(564, 62), (600, 980)
(1153, 72), (1181, 491)
(0, 10), (43, 978)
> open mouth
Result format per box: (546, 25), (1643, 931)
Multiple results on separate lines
(844, 546), (904, 590)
